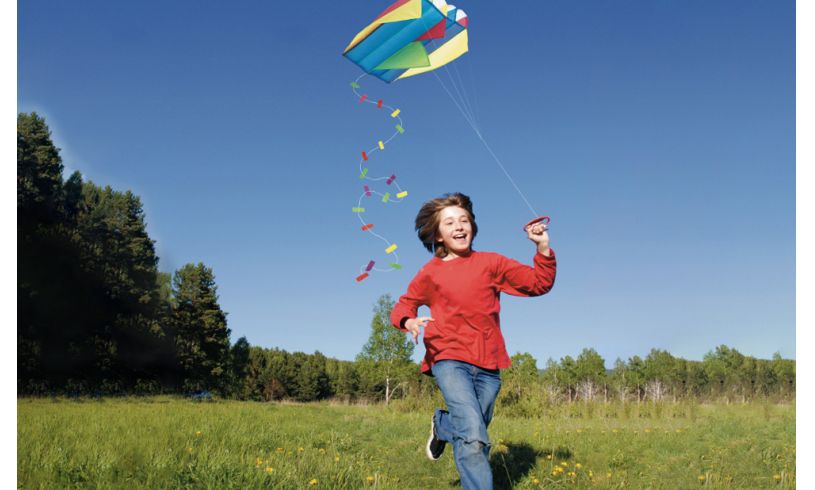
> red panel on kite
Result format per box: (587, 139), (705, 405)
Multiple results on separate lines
(375, 0), (413, 21)
(416, 19), (447, 41)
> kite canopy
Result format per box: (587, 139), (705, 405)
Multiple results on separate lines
(343, 0), (469, 83)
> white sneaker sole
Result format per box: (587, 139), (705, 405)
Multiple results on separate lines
(426, 414), (441, 461)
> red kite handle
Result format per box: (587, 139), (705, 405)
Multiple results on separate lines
(523, 216), (550, 231)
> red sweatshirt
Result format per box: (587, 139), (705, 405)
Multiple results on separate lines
(391, 249), (557, 374)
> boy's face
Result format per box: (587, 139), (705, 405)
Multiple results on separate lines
(436, 206), (473, 257)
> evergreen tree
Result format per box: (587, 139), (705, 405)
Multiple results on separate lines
(172, 263), (231, 392)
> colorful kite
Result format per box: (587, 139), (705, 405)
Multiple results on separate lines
(345, 0), (470, 282)
(343, 0), (469, 83)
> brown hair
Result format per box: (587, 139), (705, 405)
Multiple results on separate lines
(415, 192), (478, 258)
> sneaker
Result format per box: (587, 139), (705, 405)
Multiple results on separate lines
(426, 411), (447, 460)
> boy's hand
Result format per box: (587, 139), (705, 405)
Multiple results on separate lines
(527, 223), (551, 255)
(405, 316), (434, 344)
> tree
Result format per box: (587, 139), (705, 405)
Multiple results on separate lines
(356, 294), (415, 404)
(500, 352), (539, 404)
(574, 348), (607, 402)
(172, 263), (231, 393)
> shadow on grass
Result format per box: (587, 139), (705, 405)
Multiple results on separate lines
(448, 443), (573, 488)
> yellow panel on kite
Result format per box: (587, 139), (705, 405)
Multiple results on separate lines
(343, 0), (423, 54)
(397, 29), (468, 80)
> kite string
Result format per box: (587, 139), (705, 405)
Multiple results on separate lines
(418, 14), (539, 220)
(429, 69), (540, 219)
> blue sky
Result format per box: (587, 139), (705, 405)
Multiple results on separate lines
(17, 0), (795, 366)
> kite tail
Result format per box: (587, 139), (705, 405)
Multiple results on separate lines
(350, 74), (408, 282)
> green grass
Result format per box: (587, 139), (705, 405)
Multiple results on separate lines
(17, 398), (794, 489)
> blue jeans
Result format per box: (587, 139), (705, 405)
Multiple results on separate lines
(431, 360), (502, 490)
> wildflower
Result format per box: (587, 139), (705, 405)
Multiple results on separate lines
(568, 471), (576, 477)
(546, 454), (552, 460)
(532, 477), (540, 484)
(196, 431), (202, 437)
(612, 429), (619, 434)
(319, 448), (326, 454)
(265, 467), (274, 474)
(551, 471), (558, 477)
(645, 428), (651, 433)
(576, 429), (583, 433)
(276, 447), (284, 453)
(575, 463), (582, 469)
(335, 456), (340, 462)
(698, 475), (706, 483)
(256, 457), (263, 466)
(187, 447), (193, 453)
(367, 476), (375, 483)
(607, 472), (612, 478)
(298, 447), (305, 453)
(588, 470), (593, 477)
(309, 479), (318, 485)
(774, 474), (781, 482)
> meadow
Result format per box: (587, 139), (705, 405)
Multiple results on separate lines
(18, 397), (794, 489)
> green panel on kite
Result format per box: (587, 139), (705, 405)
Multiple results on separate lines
(374, 41), (430, 70)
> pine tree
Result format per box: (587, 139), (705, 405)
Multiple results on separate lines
(172, 263), (231, 393)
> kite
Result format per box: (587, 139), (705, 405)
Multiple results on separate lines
(344, 0), (470, 282)
(343, 0), (470, 83)
(345, 0), (549, 282)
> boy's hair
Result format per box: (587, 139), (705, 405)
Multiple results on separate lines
(415, 192), (478, 258)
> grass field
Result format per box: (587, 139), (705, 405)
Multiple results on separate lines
(17, 397), (794, 489)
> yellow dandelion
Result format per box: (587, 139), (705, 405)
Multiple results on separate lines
(367, 476), (375, 483)
(276, 447), (284, 453)
(298, 447), (305, 453)
(309, 478), (318, 485)
(645, 428), (651, 433)
(265, 467), (274, 474)
(607, 472), (612, 478)
(560, 461), (569, 467)
(195, 431), (202, 437)
(576, 429), (583, 433)
(532, 477), (540, 484)
(774, 474), (782, 482)
(568, 471), (576, 477)
(187, 447), (193, 453)
(256, 457), (263, 466)
(698, 475), (706, 483)
(575, 463), (583, 469)
(546, 454), (553, 460)
(551, 471), (558, 477)
(612, 429), (619, 433)
(589, 470), (593, 477)
(335, 456), (340, 462)
(319, 448), (326, 454)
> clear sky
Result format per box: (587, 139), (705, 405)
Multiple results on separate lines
(17, 0), (795, 366)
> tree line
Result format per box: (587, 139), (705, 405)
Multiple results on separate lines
(18, 112), (237, 394)
(17, 112), (795, 405)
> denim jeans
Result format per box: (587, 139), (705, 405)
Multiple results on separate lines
(431, 360), (502, 490)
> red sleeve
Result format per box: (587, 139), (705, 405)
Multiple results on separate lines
(390, 266), (432, 331)
(494, 249), (557, 297)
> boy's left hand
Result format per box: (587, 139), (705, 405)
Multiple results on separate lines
(527, 223), (550, 254)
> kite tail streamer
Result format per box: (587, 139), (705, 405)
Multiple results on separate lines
(351, 74), (408, 281)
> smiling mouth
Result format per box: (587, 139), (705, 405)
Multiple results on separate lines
(453, 234), (468, 240)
